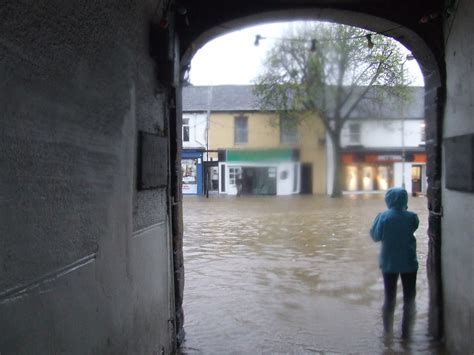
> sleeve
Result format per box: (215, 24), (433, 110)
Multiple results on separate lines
(413, 213), (419, 231)
(370, 213), (383, 242)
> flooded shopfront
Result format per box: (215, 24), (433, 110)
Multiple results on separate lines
(180, 195), (443, 354)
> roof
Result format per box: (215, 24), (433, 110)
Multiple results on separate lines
(183, 85), (259, 112)
(182, 85), (425, 119)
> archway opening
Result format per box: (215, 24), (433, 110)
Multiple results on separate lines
(176, 13), (443, 354)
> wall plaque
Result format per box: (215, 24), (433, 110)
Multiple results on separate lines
(444, 134), (474, 192)
(137, 131), (168, 190)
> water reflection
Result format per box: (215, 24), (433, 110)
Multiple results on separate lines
(180, 194), (443, 354)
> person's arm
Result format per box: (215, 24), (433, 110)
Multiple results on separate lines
(413, 213), (419, 231)
(370, 213), (383, 242)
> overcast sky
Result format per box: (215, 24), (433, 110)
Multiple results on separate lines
(188, 22), (424, 87)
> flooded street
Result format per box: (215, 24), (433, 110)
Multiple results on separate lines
(180, 194), (443, 354)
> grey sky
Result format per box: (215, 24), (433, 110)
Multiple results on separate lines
(189, 22), (424, 87)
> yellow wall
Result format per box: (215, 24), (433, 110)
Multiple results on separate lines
(208, 112), (280, 149)
(297, 115), (327, 194)
(208, 111), (327, 194)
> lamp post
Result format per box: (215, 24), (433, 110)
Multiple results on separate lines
(401, 54), (414, 189)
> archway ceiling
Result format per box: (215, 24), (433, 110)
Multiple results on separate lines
(175, 0), (444, 61)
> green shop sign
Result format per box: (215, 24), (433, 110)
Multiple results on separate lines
(226, 148), (297, 162)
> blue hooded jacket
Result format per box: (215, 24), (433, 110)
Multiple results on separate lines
(370, 188), (419, 273)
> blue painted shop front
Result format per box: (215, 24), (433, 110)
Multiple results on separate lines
(181, 149), (204, 195)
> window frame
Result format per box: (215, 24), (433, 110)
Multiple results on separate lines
(348, 122), (361, 144)
(280, 114), (298, 144)
(182, 117), (190, 142)
(234, 115), (248, 145)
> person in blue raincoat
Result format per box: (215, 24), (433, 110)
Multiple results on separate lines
(370, 187), (419, 337)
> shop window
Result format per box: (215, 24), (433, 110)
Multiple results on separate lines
(234, 115), (248, 144)
(183, 118), (190, 142)
(348, 123), (361, 144)
(280, 115), (298, 144)
(181, 158), (197, 194)
(377, 166), (389, 190)
(345, 165), (358, 191)
(362, 166), (374, 191)
(229, 167), (241, 185)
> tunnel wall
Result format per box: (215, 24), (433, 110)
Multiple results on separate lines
(442, 0), (474, 352)
(0, 1), (176, 353)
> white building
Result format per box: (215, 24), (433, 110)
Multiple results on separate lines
(327, 86), (427, 195)
(182, 112), (208, 150)
(181, 87), (221, 195)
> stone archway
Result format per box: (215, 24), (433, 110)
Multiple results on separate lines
(174, 8), (445, 342)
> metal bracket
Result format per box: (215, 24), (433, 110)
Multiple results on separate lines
(430, 206), (443, 217)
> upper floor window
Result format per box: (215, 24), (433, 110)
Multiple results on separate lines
(182, 118), (190, 142)
(234, 115), (248, 144)
(280, 115), (298, 144)
(420, 123), (426, 143)
(348, 123), (361, 144)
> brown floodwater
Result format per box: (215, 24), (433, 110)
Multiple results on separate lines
(179, 194), (444, 354)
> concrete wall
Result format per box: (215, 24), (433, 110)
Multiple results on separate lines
(442, 0), (474, 352)
(0, 1), (176, 353)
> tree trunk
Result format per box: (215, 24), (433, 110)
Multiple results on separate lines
(330, 133), (343, 197)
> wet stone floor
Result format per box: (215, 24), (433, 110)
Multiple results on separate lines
(179, 194), (444, 354)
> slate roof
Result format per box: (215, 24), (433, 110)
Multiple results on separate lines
(183, 85), (259, 112)
(182, 85), (425, 119)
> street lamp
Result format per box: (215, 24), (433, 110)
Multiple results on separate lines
(401, 54), (415, 189)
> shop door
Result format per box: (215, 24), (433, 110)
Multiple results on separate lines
(300, 163), (313, 194)
(411, 165), (422, 195)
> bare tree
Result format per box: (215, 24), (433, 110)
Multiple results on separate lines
(254, 22), (411, 197)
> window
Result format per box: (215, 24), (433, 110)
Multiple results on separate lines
(348, 123), (361, 144)
(234, 115), (248, 144)
(228, 167), (241, 186)
(280, 115), (298, 144)
(420, 123), (426, 143)
(182, 118), (190, 142)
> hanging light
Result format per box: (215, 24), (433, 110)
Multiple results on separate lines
(254, 34), (262, 46)
(366, 34), (374, 49)
(310, 39), (317, 52)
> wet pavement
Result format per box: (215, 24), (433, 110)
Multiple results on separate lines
(179, 194), (444, 354)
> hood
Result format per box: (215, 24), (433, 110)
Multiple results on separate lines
(385, 187), (408, 210)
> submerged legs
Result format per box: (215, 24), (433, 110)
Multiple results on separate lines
(382, 272), (417, 336)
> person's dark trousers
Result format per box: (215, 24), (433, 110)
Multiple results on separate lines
(382, 272), (417, 337)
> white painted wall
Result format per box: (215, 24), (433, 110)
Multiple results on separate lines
(393, 162), (426, 194)
(442, 0), (474, 352)
(341, 119), (425, 148)
(183, 112), (207, 149)
(277, 162), (300, 195)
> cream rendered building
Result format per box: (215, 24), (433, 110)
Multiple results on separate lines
(183, 85), (327, 195)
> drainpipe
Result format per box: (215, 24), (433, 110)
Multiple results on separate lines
(205, 85), (213, 197)
(401, 54), (414, 189)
